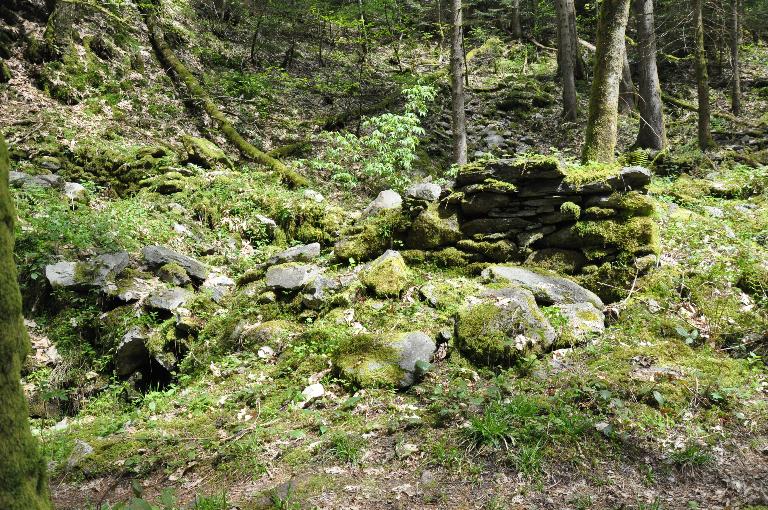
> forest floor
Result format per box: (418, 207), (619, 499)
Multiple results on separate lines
(2, 1), (768, 509)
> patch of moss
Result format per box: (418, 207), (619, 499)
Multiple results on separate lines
(559, 201), (581, 220)
(582, 206), (616, 220)
(456, 239), (516, 262)
(360, 251), (410, 297)
(406, 203), (462, 250)
(334, 334), (404, 388)
(430, 247), (470, 268)
(335, 210), (409, 263)
(574, 216), (661, 255)
(563, 161), (622, 186)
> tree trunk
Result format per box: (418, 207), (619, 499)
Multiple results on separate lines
(511, 0), (522, 39)
(730, 0), (741, 115)
(556, 0), (578, 120)
(450, 0), (467, 165)
(140, 1), (307, 187)
(582, 0), (632, 163)
(567, 0), (585, 79)
(619, 49), (636, 111)
(633, 0), (666, 150)
(0, 136), (53, 510)
(693, 0), (715, 149)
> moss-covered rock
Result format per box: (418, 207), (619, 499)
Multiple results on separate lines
(455, 287), (556, 368)
(405, 203), (461, 250)
(334, 210), (408, 263)
(180, 135), (234, 169)
(456, 239), (517, 262)
(526, 248), (587, 275)
(333, 331), (435, 389)
(360, 250), (410, 297)
(574, 216), (660, 256)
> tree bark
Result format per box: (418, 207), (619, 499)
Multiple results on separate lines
(619, 49), (636, 111)
(0, 135), (53, 510)
(566, 0), (585, 79)
(511, 0), (522, 39)
(693, 0), (715, 149)
(556, 0), (578, 120)
(582, 0), (632, 163)
(450, 0), (467, 165)
(730, 0), (741, 115)
(139, 1), (307, 187)
(633, 0), (666, 149)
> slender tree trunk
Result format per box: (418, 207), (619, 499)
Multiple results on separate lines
(0, 136), (52, 510)
(511, 0), (522, 39)
(633, 0), (666, 149)
(556, 0), (578, 120)
(567, 0), (585, 79)
(581, 0), (632, 163)
(730, 0), (741, 115)
(450, 0), (467, 165)
(693, 0), (715, 149)
(619, 49), (637, 111)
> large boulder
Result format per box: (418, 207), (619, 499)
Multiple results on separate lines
(10, 171), (65, 190)
(334, 331), (435, 389)
(455, 287), (557, 367)
(360, 250), (410, 297)
(405, 182), (442, 202)
(301, 275), (342, 310)
(115, 327), (150, 377)
(142, 245), (209, 283)
(45, 252), (130, 290)
(481, 265), (603, 308)
(360, 189), (402, 218)
(265, 263), (320, 291)
(405, 204), (462, 250)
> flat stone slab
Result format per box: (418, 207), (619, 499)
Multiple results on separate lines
(482, 265), (603, 308)
(265, 263), (320, 291)
(146, 287), (192, 312)
(142, 245), (209, 282)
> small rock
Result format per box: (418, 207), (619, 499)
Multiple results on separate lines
(142, 245), (209, 282)
(482, 265), (603, 308)
(146, 287), (192, 312)
(300, 383), (325, 408)
(265, 263), (320, 291)
(360, 189), (402, 218)
(266, 243), (321, 266)
(257, 345), (276, 359)
(302, 275), (341, 310)
(405, 182), (441, 202)
(64, 182), (87, 201)
(255, 215), (279, 237)
(67, 439), (94, 468)
(303, 189), (325, 202)
(557, 302), (605, 338)
(702, 206), (725, 218)
(202, 274), (235, 303)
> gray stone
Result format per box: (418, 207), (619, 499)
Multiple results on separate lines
(456, 287), (557, 367)
(303, 189), (325, 203)
(202, 274), (235, 303)
(390, 331), (436, 387)
(255, 215), (278, 237)
(111, 277), (159, 303)
(301, 275), (341, 310)
(67, 439), (94, 468)
(146, 287), (192, 312)
(64, 182), (87, 201)
(360, 189), (402, 218)
(405, 182), (442, 202)
(406, 205), (462, 249)
(142, 245), (209, 282)
(482, 265), (603, 308)
(45, 252), (129, 290)
(484, 133), (505, 149)
(703, 206), (725, 218)
(265, 263), (319, 291)
(461, 217), (534, 236)
(115, 327), (150, 377)
(9, 171), (65, 190)
(557, 302), (605, 338)
(266, 243), (321, 266)
(461, 192), (511, 217)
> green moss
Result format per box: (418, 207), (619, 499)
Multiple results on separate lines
(563, 161), (622, 186)
(609, 191), (655, 216)
(335, 210), (408, 263)
(334, 334), (403, 388)
(181, 135), (233, 169)
(430, 247), (470, 268)
(582, 206), (616, 220)
(456, 239), (516, 262)
(360, 252), (410, 297)
(559, 201), (581, 220)
(157, 261), (188, 283)
(455, 303), (514, 367)
(405, 203), (461, 250)
(574, 217), (661, 255)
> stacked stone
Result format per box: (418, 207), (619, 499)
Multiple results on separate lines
(452, 156), (659, 273)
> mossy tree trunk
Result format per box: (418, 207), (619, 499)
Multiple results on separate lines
(633, 0), (666, 150)
(567, 0), (585, 80)
(450, 0), (467, 165)
(693, 0), (715, 150)
(619, 50), (636, 112)
(511, 0), (522, 39)
(556, 0), (578, 121)
(581, 0), (632, 163)
(139, 0), (308, 187)
(0, 135), (52, 510)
